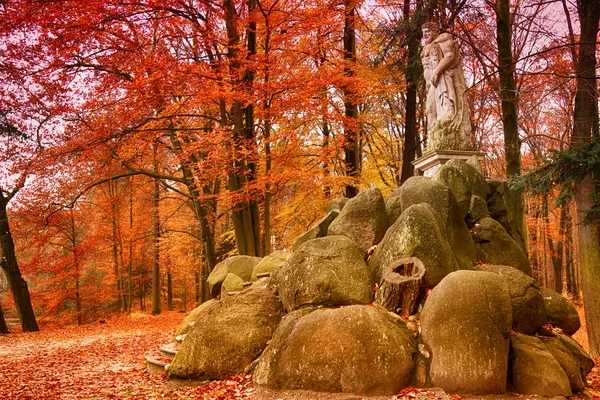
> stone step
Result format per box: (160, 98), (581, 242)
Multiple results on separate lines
(160, 342), (178, 360)
(146, 356), (168, 375)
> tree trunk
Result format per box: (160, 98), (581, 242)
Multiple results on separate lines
(0, 196), (38, 332)
(564, 201), (579, 299)
(375, 257), (425, 315)
(151, 146), (161, 315)
(572, 0), (600, 357)
(0, 303), (8, 334)
(108, 180), (123, 312)
(343, 0), (360, 198)
(495, 0), (527, 254)
(167, 272), (173, 311)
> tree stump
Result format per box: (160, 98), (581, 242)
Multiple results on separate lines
(375, 257), (425, 315)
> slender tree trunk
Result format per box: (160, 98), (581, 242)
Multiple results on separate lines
(495, 0), (527, 253)
(0, 303), (8, 334)
(0, 196), (38, 332)
(167, 271), (173, 311)
(564, 201), (579, 299)
(572, 0), (600, 357)
(108, 180), (122, 312)
(127, 178), (133, 313)
(70, 212), (82, 325)
(343, 0), (360, 198)
(151, 146), (161, 315)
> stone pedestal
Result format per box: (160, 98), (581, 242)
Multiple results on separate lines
(412, 150), (485, 178)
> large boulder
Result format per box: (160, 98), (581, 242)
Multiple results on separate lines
(254, 305), (416, 395)
(251, 250), (290, 281)
(510, 333), (572, 397)
(472, 217), (532, 276)
(420, 270), (512, 394)
(169, 284), (284, 380)
(469, 195), (489, 222)
(220, 273), (244, 298)
(207, 255), (262, 298)
(174, 299), (217, 337)
(327, 197), (348, 213)
(399, 176), (476, 270)
(292, 211), (339, 251)
(434, 163), (472, 218)
(557, 333), (595, 378)
(327, 188), (389, 257)
(445, 159), (490, 200)
(368, 203), (458, 289)
(385, 188), (403, 224)
(540, 336), (586, 392)
(541, 287), (581, 335)
(277, 236), (373, 312)
(474, 264), (545, 334)
(487, 179), (527, 252)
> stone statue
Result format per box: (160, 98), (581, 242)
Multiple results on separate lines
(421, 22), (473, 152)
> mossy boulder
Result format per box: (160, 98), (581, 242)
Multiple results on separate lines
(207, 255), (262, 298)
(420, 270), (512, 394)
(510, 333), (572, 397)
(385, 188), (403, 224)
(327, 188), (389, 257)
(472, 217), (532, 276)
(368, 203), (458, 288)
(169, 284), (284, 380)
(292, 210), (339, 251)
(174, 299), (217, 337)
(220, 273), (244, 298)
(399, 176), (476, 270)
(487, 180), (527, 252)
(474, 264), (545, 334)
(434, 163), (472, 218)
(445, 159), (490, 200)
(253, 305), (416, 395)
(541, 287), (581, 335)
(251, 250), (290, 281)
(469, 195), (489, 222)
(277, 236), (373, 312)
(540, 336), (586, 392)
(557, 333), (595, 378)
(327, 197), (348, 213)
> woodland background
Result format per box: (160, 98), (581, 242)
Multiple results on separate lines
(0, 0), (599, 356)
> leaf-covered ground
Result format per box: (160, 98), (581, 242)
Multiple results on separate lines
(0, 309), (598, 399)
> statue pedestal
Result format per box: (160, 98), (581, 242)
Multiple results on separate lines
(412, 150), (485, 178)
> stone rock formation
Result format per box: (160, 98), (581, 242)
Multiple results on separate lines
(541, 287), (581, 335)
(251, 250), (290, 281)
(292, 210), (339, 251)
(206, 255), (262, 298)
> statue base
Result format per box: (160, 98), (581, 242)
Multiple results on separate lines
(412, 150), (485, 178)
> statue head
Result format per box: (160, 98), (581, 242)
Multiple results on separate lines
(422, 21), (440, 44)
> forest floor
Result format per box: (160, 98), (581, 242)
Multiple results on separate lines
(0, 308), (598, 400)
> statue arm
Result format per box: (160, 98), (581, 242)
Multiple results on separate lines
(432, 35), (458, 85)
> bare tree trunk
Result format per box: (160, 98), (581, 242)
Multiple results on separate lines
(0, 303), (9, 334)
(572, 0), (600, 357)
(0, 195), (38, 332)
(564, 201), (579, 299)
(167, 271), (173, 311)
(151, 146), (161, 315)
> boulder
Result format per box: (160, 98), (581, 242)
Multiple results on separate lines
(385, 188), (403, 224)
(174, 299), (217, 337)
(487, 179), (526, 252)
(369, 203), (458, 289)
(169, 284), (284, 380)
(399, 176), (476, 270)
(420, 270), (512, 394)
(277, 236), (373, 312)
(474, 264), (545, 334)
(254, 305), (416, 395)
(469, 195), (489, 222)
(327, 197), (348, 213)
(510, 333), (572, 397)
(327, 188), (389, 256)
(220, 273), (244, 298)
(434, 163), (472, 218)
(445, 159), (490, 200)
(472, 217), (532, 276)
(540, 336), (586, 392)
(541, 288), (581, 335)
(557, 333), (595, 378)
(251, 250), (290, 281)
(292, 210), (339, 251)
(207, 255), (262, 298)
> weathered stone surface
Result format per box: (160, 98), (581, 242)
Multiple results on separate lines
(434, 163), (472, 218)
(292, 210), (339, 251)
(327, 197), (348, 213)
(399, 176), (476, 270)
(487, 179), (526, 252)
(278, 236), (373, 312)
(541, 336), (586, 392)
(254, 305), (416, 395)
(169, 285), (284, 380)
(541, 288), (581, 335)
(174, 299), (217, 337)
(420, 270), (512, 394)
(557, 334), (595, 378)
(220, 273), (244, 298)
(386, 188), (403, 224)
(207, 255), (262, 298)
(469, 195), (489, 221)
(251, 250), (290, 281)
(472, 217), (532, 276)
(369, 203), (458, 289)
(446, 159), (490, 200)
(474, 264), (545, 334)
(510, 333), (572, 397)
(327, 188), (389, 256)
